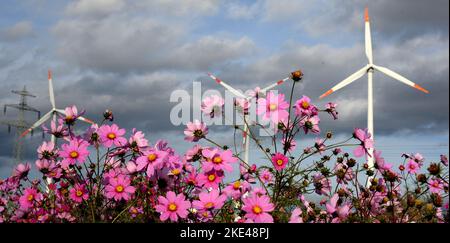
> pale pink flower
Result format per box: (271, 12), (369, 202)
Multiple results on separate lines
(256, 91), (289, 124)
(325, 102), (338, 120)
(428, 179), (444, 194)
(184, 120), (208, 142)
(299, 115), (320, 134)
(202, 95), (224, 118)
(223, 180), (251, 199)
(406, 160), (419, 174)
(192, 189), (226, 211)
(294, 95), (318, 117)
(289, 208), (303, 223)
(259, 169), (274, 184)
(353, 128), (373, 158)
(201, 148), (237, 172)
(12, 163), (30, 179)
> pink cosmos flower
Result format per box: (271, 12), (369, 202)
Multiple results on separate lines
(201, 148), (237, 172)
(60, 139), (90, 168)
(411, 153), (424, 165)
(197, 170), (224, 189)
(271, 153), (288, 171)
(42, 119), (69, 138)
(234, 98), (250, 114)
(326, 194), (350, 222)
(223, 180), (251, 199)
(313, 173), (331, 195)
(192, 189), (226, 211)
(185, 145), (203, 162)
(37, 141), (58, 162)
(155, 191), (191, 222)
(406, 160), (419, 174)
(242, 195), (274, 223)
(282, 138), (296, 153)
(105, 175), (136, 201)
(289, 208), (303, 223)
(98, 124), (127, 148)
(19, 188), (42, 210)
(428, 179), (444, 194)
(125, 161), (138, 174)
(136, 149), (168, 177)
(299, 115), (320, 134)
(12, 163), (30, 179)
(259, 169), (274, 184)
(374, 150), (392, 172)
(353, 128), (374, 158)
(69, 184), (89, 203)
(325, 102), (338, 120)
(184, 120), (208, 142)
(250, 187), (267, 198)
(129, 129), (149, 151)
(201, 95), (224, 118)
(314, 138), (326, 154)
(256, 91), (289, 124)
(247, 86), (262, 98)
(62, 105), (84, 125)
(294, 95), (318, 117)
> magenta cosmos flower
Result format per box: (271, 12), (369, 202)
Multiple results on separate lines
(19, 188), (42, 210)
(62, 105), (84, 125)
(192, 189), (226, 211)
(299, 115), (320, 134)
(406, 160), (420, 174)
(257, 91), (289, 124)
(201, 148), (237, 172)
(198, 170), (224, 189)
(37, 141), (58, 162)
(294, 95), (318, 117)
(155, 191), (191, 222)
(289, 208), (303, 223)
(98, 124), (127, 148)
(60, 139), (90, 168)
(184, 120), (208, 142)
(242, 195), (274, 223)
(271, 153), (288, 171)
(69, 184), (89, 203)
(136, 149), (168, 177)
(105, 175), (136, 201)
(353, 128), (374, 158)
(326, 194), (350, 223)
(223, 180), (251, 199)
(201, 95), (224, 118)
(42, 119), (69, 138)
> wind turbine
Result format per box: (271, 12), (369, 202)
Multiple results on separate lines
(319, 8), (429, 176)
(20, 70), (95, 144)
(207, 72), (300, 165)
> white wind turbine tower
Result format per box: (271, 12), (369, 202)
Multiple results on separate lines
(21, 70), (95, 143)
(207, 72), (296, 165)
(319, 8), (429, 180)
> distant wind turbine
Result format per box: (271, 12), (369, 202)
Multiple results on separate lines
(20, 70), (95, 144)
(319, 8), (429, 175)
(207, 72), (300, 165)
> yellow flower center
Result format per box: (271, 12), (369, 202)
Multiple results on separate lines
(65, 115), (73, 121)
(27, 194), (34, 201)
(168, 203), (177, 212)
(301, 101), (310, 109)
(233, 181), (241, 189)
(205, 202), (214, 209)
(70, 151), (79, 158)
(107, 133), (116, 139)
(276, 159), (284, 166)
(252, 205), (262, 214)
(208, 174), (216, 182)
(269, 103), (277, 111)
(76, 190), (83, 197)
(213, 156), (222, 164)
(147, 153), (157, 162)
(171, 168), (181, 175)
(115, 185), (124, 193)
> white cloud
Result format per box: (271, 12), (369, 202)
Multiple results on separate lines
(225, 2), (262, 20)
(0, 21), (33, 42)
(135, 0), (220, 17)
(65, 0), (125, 17)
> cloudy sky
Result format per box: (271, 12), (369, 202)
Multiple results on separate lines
(0, 0), (448, 178)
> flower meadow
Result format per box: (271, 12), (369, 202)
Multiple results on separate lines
(0, 72), (448, 223)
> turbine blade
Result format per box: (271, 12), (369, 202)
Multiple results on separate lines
(373, 65), (429, 94)
(365, 7), (373, 64)
(319, 65), (368, 99)
(20, 111), (53, 138)
(207, 73), (247, 98)
(48, 70), (56, 109)
(259, 77), (290, 94)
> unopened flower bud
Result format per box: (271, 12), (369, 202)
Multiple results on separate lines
(326, 131), (333, 139)
(346, 158), (356, 167)
(407, 194), (416, 207)
(427, 163), (441, 175)
(417, 174), (427, 184)
(290, 69), (303, 81)
(103, 109), (113, 121)
(431, 193), (443, 207)
(415, 199), (423, 208)
(399, 165), (405, 171)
